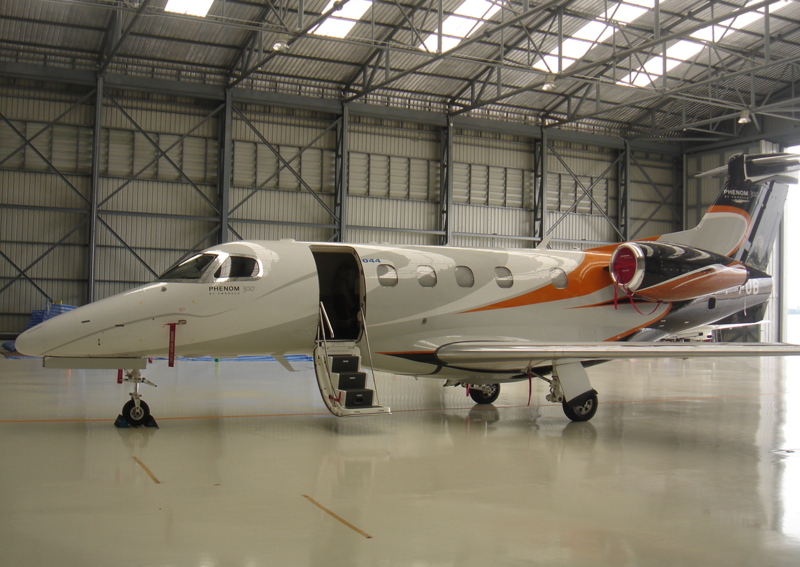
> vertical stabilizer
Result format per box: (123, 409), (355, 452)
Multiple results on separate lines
(656, 153), (799, 270)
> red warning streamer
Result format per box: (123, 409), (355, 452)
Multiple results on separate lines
(166, 322), (177, 367)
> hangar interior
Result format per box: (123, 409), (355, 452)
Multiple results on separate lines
(2, 1), (800, 566)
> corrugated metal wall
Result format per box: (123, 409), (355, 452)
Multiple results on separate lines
(0, 78), (686, 334)
(450, 130), (534, 248)
(627, 151), (681, 239)
(1, 82), (94, 332)
(94, 90), (222, 301)
(347, 118), (441, 245)
(229, 106), (338, 242)
(544, 141), (619, 249)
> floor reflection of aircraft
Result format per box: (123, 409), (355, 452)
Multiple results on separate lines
(15, 153), (800, 425)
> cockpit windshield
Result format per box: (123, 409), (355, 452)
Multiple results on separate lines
(159, 254), (217, 281)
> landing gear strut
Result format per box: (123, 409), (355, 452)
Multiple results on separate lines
(115, 369), (158, 428)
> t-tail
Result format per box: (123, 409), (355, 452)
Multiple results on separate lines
(657, 153), (800, 270)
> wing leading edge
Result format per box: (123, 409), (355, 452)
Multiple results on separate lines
(435, 341), (800, 367)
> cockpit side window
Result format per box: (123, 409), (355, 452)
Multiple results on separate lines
(214, 256), (260, 281)
(159, 254), (217, 281)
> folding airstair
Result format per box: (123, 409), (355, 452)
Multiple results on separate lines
(314, 304), (390, 417)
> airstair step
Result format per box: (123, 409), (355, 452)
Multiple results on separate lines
(313, 343), (390, 417)
(336, 372), (366, 390)
(330, 355), (359, 373)
(340, 388), (374, 408)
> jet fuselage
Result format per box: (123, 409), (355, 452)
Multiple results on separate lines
(16, 239), (770, 382)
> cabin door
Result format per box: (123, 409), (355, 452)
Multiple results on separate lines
(310, 246), (365, 341)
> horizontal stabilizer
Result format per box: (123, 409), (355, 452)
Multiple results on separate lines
(696, 153), (800, 179)
(435, 341), (800, 367)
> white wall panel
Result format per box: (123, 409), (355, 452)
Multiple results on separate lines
(453, 204), (533, 246)
(0, 87), (94, 126)
(347, 197), (439, 234)
(547, 143), (618, 178)
(348, 229), (438, 246)
(545, 211), (616, 244)
(95, 216), (217, 252)
(101, 96), (219, 138)
(229, 189), (336, 226)
(349, 122), (438, 159)
(232, 113), (335, 150)
(98, 179), (217, 217)
(0, 171), (90, 207)
(454, 132), (532, 169)
(230, 223), (330, 242)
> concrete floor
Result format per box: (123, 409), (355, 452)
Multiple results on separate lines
(1, 354), (800, 567)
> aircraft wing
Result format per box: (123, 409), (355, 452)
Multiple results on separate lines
(435, 341), (800, 367)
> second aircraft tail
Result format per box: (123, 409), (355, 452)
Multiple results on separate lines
(656, 153), (800, 271)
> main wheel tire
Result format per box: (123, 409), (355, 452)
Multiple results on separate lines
(469, 384), (500, 405)
(562, 393), (598, 422)
(122, 399), (150, 427)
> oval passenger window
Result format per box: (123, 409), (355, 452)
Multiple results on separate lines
(455, 266), (475, 288)
(417, 265), (437, 287)
(377, 264), (399, 287)
(494, 267), (513, 288)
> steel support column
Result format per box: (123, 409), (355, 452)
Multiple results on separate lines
(439, 117), (454, 246)
(533, 131), (548, 246)
(618, 142), (630, 242)
(334, 104), (349, 242)
(87, 75), (103, 302)
(219, 89), (233, 243)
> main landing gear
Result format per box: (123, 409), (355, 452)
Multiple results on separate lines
(448, 359), (600, 422)
(468, 383), (501, 405)
(545, 360), (599, 422)
(114, 369), (159, 428)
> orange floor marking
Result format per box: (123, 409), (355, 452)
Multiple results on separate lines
(0, 390), (796, 424)
(302, 494), (372, 538)
(132, 456), (161, 484)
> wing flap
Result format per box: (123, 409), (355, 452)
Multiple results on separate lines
(435, 341), (800, 366)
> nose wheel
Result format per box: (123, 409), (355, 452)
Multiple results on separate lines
(122, 399), (151, 426)
(114, 369), (158, 428)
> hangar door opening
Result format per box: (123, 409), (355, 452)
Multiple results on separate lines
(310, 247), (365, 342)
(785, 145), (800, 344)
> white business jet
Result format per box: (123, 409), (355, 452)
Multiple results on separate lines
(15, 153), (800, 426)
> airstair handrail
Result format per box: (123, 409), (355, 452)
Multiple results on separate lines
(319, 301), (335, 340)
(359, 306), (381, 406)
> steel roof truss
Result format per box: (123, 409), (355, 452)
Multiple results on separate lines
(100, 0), (153, 75)
(460, 0), (781, 114)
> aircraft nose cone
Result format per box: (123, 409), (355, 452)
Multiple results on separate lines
(15, 325), (46, 357)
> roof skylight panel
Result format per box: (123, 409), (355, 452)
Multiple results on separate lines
(312, 0), (373, 39)
(532, 0), (654, 73)
(420, 0), (504, 52)
(164, 0), (215, 17)
(619, 0), (792, 87)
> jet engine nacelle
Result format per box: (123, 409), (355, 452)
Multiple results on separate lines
(609, 241), (748, 302)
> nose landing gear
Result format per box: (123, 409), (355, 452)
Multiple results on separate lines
(114, 369), (158, 428)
